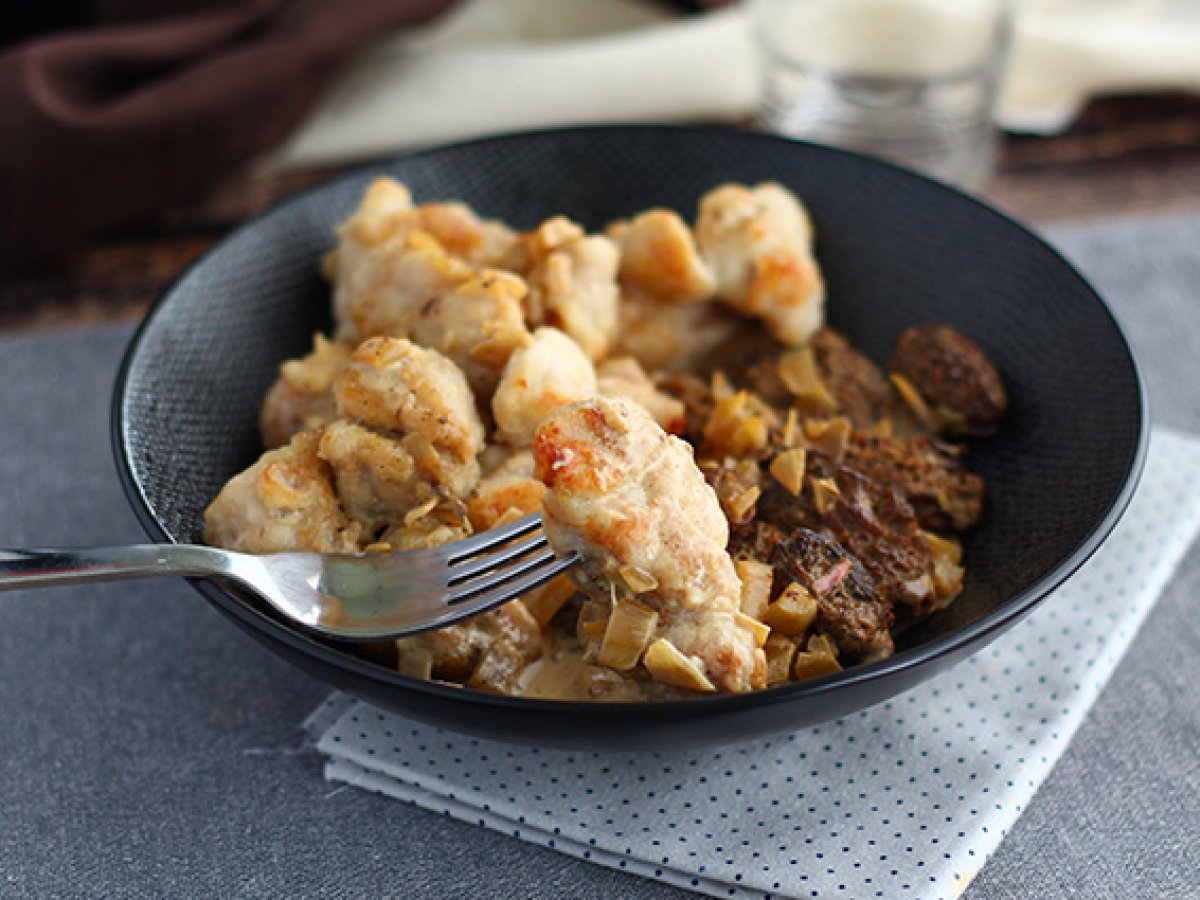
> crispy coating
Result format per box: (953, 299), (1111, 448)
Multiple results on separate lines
(329, 179), (471, 342)
(410, 269), (533, 399)
(695, 182), (825, 347)
(533, 397), (761, 693)
(260, 335), (352, 448)
(596, 356), (687, 435)
(415, 201), (517, 267)
(497, 215), (585, 275)
(203, 429), (362, 554)
(492, 326), (597, 448)
(335, 337), (484, 497)
(316, 420), (424, 532)
(609, 209), (715, 303)
(523, 224), (620, 361)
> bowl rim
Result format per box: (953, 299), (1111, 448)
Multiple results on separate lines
(111, 122), (1149, 717)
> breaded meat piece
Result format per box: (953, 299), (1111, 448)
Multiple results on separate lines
(335, 337), (484, 498)
(492, 327), (597, 448)
(613, 289), (756, 375)
(694, 182), (825, 347)
(203, 429), (362, 554)
(410, 269), (532, 400)
(609, 209), (715, 303)
(596, 356), (687, 435)
(518, 218), (620, 361)
(533, 397), (762, 693)
(328, 179), (471, 341)
(415, 201), (517, 268)
(316, 420), (425, 533)
(260, 335), (352, 449)
(466, 450), (545, 531)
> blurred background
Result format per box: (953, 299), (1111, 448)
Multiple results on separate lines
(1, 0), (1197, 332)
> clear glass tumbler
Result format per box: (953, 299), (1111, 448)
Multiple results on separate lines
(751, 0), (1013, 191)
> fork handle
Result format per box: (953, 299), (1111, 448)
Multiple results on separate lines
(0, 544), (231, 590)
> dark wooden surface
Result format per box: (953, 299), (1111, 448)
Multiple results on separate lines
(1, 92), (1197, 336)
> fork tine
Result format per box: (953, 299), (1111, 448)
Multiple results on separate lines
(446, 547), (565, 605)
(443, 513), (542, 564)
(415, 553), (579, 634)
(447, 531), (548, 585)
(445, 552), (578, 610)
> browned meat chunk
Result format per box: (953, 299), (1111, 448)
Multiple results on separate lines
(890, 325), (1007, 429)
(728, 519), (787, 565)
(769, 529), (893, 663)
(842, 432), (984, 531)
(810, 461), (938, 617)
(756, 453), (952, 618)
(811, 329), (894, 427)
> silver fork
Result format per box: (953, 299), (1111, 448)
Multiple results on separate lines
(0, 514), (576, 640)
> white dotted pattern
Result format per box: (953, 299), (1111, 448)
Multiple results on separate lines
(308, 427), (1200, 900)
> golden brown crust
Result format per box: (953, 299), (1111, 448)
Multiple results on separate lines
(534, 398), (761, 693)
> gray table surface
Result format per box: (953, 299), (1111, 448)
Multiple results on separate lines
(1, 212), (1197, 899)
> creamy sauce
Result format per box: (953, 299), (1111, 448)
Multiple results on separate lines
(515, 633), (647, 701)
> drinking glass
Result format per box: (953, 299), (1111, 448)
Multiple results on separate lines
(751, 0), (1013, 190)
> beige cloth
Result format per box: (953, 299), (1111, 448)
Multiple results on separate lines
(274, 0), (1200, 169)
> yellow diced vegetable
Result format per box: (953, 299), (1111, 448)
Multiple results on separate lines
(803, 417), (853, 462)
(521, 575), (577, 628)
(576, 599), (609, 646)
(764, 633), (797, 686)
(777, 347), (838, 414)
(735, 611), (771, 648)
(791, 650), (842, 681)
(761, 582), (819, 636)
(711, 369), (736, 401)
(727, 486), (761, 521)
(597, 598), (660, 670)
(890, 372), (938, 432)
(643, 639), (716, 693)
(806, 633), (839, 658)
(394, 641), (434, 680)
(618, 564), (659, 594)
(769, 448), (807, 496)
(811, 476), (841, 514)
(467, 642), (525, 692)
(781, 408), (800, 448)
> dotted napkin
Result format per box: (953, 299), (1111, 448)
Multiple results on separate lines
(306, 427), (1200, 900)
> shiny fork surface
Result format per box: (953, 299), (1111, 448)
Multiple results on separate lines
(0, 514), (576, 640)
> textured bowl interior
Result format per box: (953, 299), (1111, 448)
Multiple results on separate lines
(115, 126), (1144, 747)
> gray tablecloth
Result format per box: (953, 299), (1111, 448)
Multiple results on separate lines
(1, 212), (1197, 898)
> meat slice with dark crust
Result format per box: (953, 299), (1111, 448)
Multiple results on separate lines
(811, 328), (894, 427)
(842, 432), (984, 531)
(756, 453), (947, 618)
(769, 529), (894, 663)
(890, 324), (1007, 429)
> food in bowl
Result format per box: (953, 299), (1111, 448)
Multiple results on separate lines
(204, 176), (1006, 701)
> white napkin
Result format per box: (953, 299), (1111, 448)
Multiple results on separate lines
(272, 0), (1200, 170)
(306, 426), (1200, 900)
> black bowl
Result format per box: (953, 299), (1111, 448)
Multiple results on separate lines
(114, 126), (1146, 750)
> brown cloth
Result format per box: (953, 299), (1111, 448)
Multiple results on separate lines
(0, 0), (455, 275)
